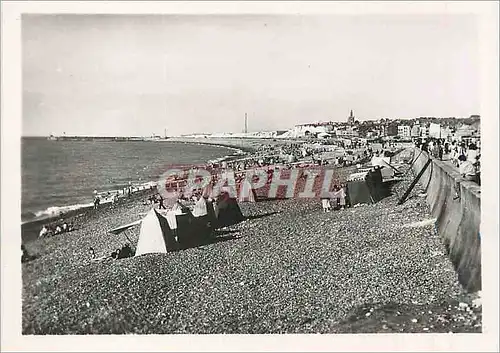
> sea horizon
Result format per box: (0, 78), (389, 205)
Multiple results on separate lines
(21, 139), (240, 223)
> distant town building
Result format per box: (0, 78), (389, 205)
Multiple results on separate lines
(429, 123), (442, 138)
(335, 125), (359, 137)
(420, 124), (430, 138)
(397, 125), (411, 138)
(441, 126), (453, 139)
(347, 110), (355, 125)
(292, 122), (333, 138)
(365, 129), (381, 138)
(455, 124), (477, 140)
(386, 124), (398, 136)
(410, 124), (420, 137)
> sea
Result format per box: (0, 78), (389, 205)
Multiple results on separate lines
(21, 138), (241, 223)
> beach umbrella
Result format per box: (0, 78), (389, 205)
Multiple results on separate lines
(108, 219), (142, 244)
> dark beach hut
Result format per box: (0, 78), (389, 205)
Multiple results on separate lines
(215, 191), (245, 228)
(346, 168), (388, 205)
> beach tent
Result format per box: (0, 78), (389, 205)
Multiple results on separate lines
(202, 183), (214, 199)
(166, 199), (214, 249)
(192, 197), (208, 217)
(215, 192), (245, 228)
(135, 208), (176, 256)
(346, 175), (373, 205)
(379, 166), (395, 180)
(346, 168), (388, 206)
(370, 156), (391, 167)
(238, 179), (257, 203)
(371, 156), (402, 180)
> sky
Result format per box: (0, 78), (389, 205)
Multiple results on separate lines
(22, 14), (479, 136)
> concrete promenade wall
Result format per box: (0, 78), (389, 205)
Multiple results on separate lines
(411, 149), (481, 292)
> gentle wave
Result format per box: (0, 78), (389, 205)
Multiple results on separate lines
(21, 140), (246, 225)
(206, 152), (244, 164)
(21, 152), (244, 225)
(22, 180), (159, 225)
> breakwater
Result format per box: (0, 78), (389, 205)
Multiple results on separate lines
(411, 148), (481, 292)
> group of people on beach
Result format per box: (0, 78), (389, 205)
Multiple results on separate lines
(93, 182), (141, 210)
(146, 193), (166, 209)
(320, 184), (350, 212)
(205, 141), (375, 173)
(415, 138), (481, 184)
(39, 221), (74, 238)
(89, 244), (134, 262)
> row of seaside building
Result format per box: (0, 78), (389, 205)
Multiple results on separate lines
(288, 111), (480, 140)
(183, 111), (480, 142)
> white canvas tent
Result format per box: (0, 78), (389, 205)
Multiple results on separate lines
(371, 156), (391, 167)
(192, 197), (209, 217)
(238, 179), (256, 203)
(107, 195), (246, 254)
(135, 208), (174, 256)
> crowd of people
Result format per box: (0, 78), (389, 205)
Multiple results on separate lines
(39, 221), (75, 238)
(89, 244), (134, 262)
(320, 184), (350, 212)
(158, 140), (400, 205)
(415, 137), (481, 184)
(206, 141), (382, 172)
(146, 193), (166, 209)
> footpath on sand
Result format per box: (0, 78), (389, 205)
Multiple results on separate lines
(22, 165), (481, 334)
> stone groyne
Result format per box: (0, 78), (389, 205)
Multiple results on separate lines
(411, 148), (481, 292)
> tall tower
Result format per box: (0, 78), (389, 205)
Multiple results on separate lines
(348, 110), (355, 124)
(244, 113), (248, 134)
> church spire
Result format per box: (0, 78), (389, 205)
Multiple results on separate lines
(348, 109), (355, 124)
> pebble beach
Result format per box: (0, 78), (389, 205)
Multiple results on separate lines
(21, 144), (482, 334)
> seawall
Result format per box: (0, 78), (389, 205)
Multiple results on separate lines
(411, 148), (481, 292)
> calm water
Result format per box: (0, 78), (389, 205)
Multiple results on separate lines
(21, 138), (236, 222)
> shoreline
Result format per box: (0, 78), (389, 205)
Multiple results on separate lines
(166, 136), (306, 154)
(21, 187), (158, 244)
(165, 137), (258, 154)
(20, 137), (381, 238)
(21, 140), (249, 231)
(21, 137), (307, 231)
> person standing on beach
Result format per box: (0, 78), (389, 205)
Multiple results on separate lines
(157, 193), (166, 209)
(458, 155), (477, 182)
(438, 141), (444, 160)
(93, 193), (101, 210)
(39, 225), (48, 238)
